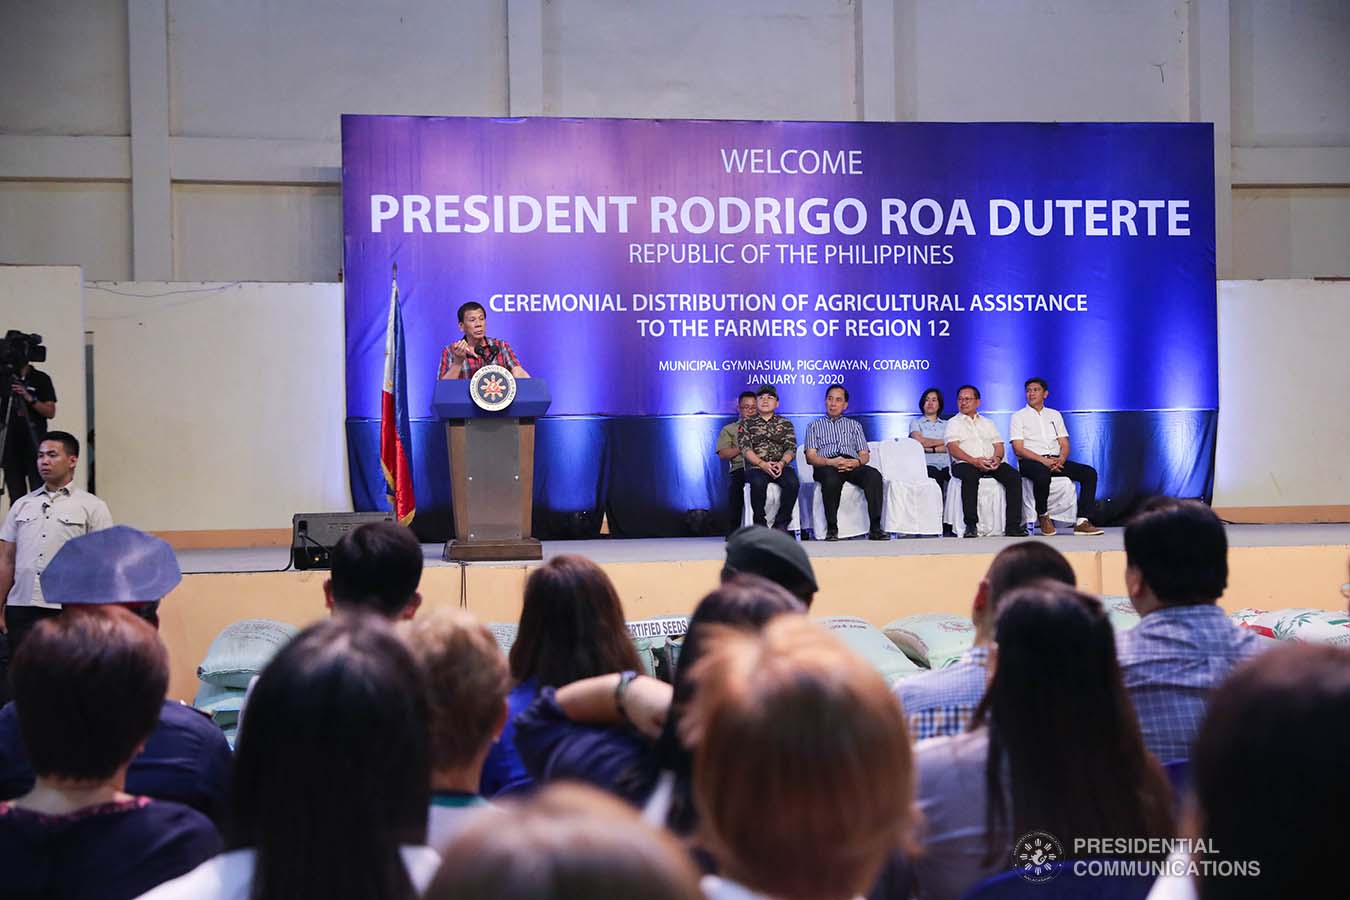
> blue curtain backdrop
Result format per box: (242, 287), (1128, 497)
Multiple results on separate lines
(347, 409), (1216, 542)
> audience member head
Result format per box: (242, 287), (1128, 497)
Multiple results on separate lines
(736, 390), (757, 417)
(975, 582), (1172, 861)
(919, 386), (944, 418)
(626, 575), (806, 834)
(510, 554), (641, 689)
(686, 616), (915, 900)
(1189, 643), (1350, 899)
(427, 784), (702, 900)
(401, 608), (510, 784)
(324, 520), (424, 619)
(11, 607), (167, 785)
(39, 524), (182, 629)
(970, 540), (1077, 639)
(721, 525), (818, 606)
(1124, 497), (1228, 613)
(230, 614), (430, 900)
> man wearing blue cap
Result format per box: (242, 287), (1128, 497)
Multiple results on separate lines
(0, 525), (232, 824)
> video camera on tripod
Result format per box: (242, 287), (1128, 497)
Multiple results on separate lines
(1, 330), (49, 494)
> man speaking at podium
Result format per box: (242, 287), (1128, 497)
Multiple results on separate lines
(437, 301), (530, 380)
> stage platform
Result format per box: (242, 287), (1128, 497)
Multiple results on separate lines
(158, 524), (1350, 702)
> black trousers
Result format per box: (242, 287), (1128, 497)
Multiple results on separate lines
(0, 606), (61, 703)
(746, 465), (800, 528)
(951, 461), (1022, 529)
(1019, 457), (1098, 520)
(812, 464), (883, 531)
(727, 468), (747, 531)
(926, 465), (951, 496)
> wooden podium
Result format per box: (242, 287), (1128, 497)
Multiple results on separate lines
(432, 378), (551, 561)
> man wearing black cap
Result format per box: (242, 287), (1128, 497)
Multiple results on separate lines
(737, 385), (799, 531)
(722, 525), (818, 607)
(0, 526), (232, 824)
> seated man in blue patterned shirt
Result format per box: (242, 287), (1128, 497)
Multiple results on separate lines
(895, 541), (1077, 741)
(803, 384), (885, 541)
(1116, 498), (1262, 763)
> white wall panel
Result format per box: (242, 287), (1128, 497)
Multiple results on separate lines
(0, 266), (88, 496)
(542, 0), (856, 119)
(0, 182), (132, 281)
(168, 0), (508, 141)
(1231, 188), (1350, 279)
(86, 282), (350, 530)
(899, 0), (1189, 122)
(172, 183), (341, 283)
(1231, 0), (1350, 147)
(0, 0), (129, 135)
(1214, 280), (1350, 508)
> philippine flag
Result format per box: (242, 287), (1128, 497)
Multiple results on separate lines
(380, 275), (416, 525)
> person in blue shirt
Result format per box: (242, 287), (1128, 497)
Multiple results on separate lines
(803, 384), (885, 541)
(479, 554), (643, 797)
(1116, 498), (1262, 762)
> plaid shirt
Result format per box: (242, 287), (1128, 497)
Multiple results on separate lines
(438, 338), (522, 379)
(1116, 604), (1263, 763)
(895, 646), (990, 741)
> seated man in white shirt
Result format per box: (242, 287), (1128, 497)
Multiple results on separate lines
(944, 385), (1027, 538)
(1009, 377), (1104, 536)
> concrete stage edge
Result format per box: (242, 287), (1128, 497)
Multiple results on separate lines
(159, 524), (1350, 701)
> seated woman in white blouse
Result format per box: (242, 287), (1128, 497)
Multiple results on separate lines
(139, 614), (439, 900)
(910, 387), (955, 535)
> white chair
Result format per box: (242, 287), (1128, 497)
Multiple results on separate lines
(1021, 477), (1078, 528)
(875, 438), (942, 536)
(741, 446), (804, 533)
(943, 473), (1007, 536)
(806, 442), (876, 539)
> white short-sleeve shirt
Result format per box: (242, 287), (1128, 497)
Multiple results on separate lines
(943, 413), (1003, 460)
(1008, 405), (1069, 457)
(0, 484), (113, 609)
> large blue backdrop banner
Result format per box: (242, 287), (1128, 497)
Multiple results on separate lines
(341, 116), (1217, 538)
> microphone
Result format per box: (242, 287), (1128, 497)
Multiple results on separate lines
(481, 340), (500, 365)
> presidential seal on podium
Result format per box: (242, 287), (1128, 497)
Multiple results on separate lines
(469, 364), (517, 412)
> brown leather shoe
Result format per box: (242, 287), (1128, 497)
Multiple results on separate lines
(1074, 520), (1104, 535)
(1037, 515), (1056, 536)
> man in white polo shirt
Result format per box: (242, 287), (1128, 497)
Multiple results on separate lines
(0, 431), (113, 660)
(1009, 377), (1104, 536)
(944, 385), (1026, 538)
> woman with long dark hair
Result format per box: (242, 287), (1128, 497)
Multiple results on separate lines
(480, 554), (643, 797)
(141, 614), (436, 900)
(913, 582), (1173, 899)
(514, 575), (805, 829)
